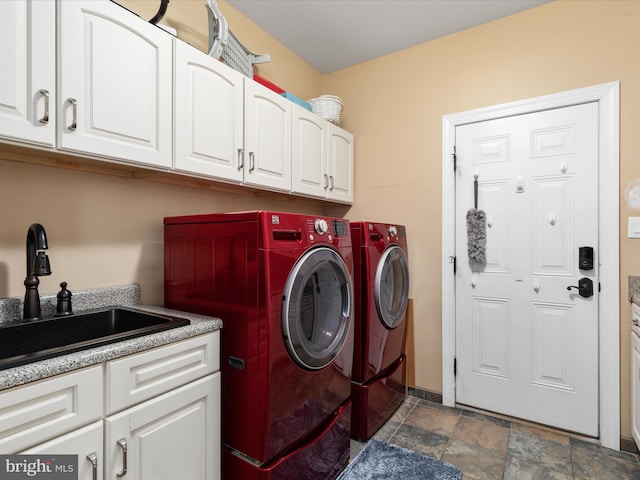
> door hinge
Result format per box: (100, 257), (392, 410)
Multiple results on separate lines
(454, 358), (457, 376)
(452, 146), (457, 171)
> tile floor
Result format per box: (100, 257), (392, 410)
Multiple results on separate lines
(349, 396), (640, 480)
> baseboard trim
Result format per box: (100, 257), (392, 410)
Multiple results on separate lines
(408, 386), (442, 404)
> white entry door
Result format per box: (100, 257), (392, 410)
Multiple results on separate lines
(454, 102), (599, 436)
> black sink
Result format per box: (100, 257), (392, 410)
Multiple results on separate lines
(0, 307), (190, 371)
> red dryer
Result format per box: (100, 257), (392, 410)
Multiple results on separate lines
(164, 211), (354, 480)
(350, 222), (410, 441)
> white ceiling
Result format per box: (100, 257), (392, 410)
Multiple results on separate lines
(226, 0), (550, 74)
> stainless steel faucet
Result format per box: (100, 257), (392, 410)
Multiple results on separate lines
(23, 223), (52, 320)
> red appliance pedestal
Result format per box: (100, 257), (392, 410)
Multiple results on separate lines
(351, 355), (406, 441)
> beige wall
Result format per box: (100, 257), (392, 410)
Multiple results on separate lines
(119, 0), (323, 100)
(0, 0), (326, 306)
(321, 0), (640, 439)
(3, 0), (640, 441)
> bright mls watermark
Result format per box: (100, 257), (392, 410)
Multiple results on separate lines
(0, 456), (77, 480)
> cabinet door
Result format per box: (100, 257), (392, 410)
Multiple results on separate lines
(632, 332), (640, 449)
(244, 80), (291, 192)
(174, 40), (244, 183)
(0, 0), (55, 146)
(326, 123), (354, 204)
(105, 373), (220, 480)
(291, 105), (327, 198)
(20, 421), (104, 480)
(58, 0), (172, 168)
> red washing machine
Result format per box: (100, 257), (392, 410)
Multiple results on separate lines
(164, 211), (354, 480)
(350, 222), (410, 441)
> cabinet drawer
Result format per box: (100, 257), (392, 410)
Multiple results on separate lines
(106, 332), (219, 414)
(0, 365), (103, 453)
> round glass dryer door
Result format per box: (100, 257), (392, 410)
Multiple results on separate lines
(282, 247), (352, 370)
(375, 245), (409, 329)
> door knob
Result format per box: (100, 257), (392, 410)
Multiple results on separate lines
(567, 277), (593, 298)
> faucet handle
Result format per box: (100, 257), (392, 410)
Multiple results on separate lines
(55, 282), (73, 317)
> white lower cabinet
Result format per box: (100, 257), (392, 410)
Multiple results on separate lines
(0, 365), (103, 454)
(632, 327), (640, 450)
(105, 374), (220, 480)
(21, 421), (104, 480)
(0, 332), (220, 480)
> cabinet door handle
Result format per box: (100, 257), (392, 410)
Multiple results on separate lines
(86, 453), (98, 480)
(116, 438), (128, 477)
(249, 152), (255, 172)
(237, 148), (244, 170)
(67, 98), (77, 131)
(324, 174), (329, 190)
(38, 89), (49, 124)
(329, 175), (335, 191)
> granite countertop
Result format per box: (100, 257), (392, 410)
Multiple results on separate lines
(630, 276), (640, 306)
(0, 284), (222, 391)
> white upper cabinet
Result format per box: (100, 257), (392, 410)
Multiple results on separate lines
(174, 40), (244, 183)
(0, 0), (55, 147)
(0, 0), (353, 203)
(244, 80), (292, 192)
(326, 123), (354, 203)
(57, 0), (172, 169)
(292, 105), (326, 198)
(292, 104), (354, 204)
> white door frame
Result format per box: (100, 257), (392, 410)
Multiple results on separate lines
(441, 82), (620, 449)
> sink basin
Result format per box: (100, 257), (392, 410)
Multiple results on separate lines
(0, 307), (190, 371)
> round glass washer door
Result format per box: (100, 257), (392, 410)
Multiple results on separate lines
(282, 247), (352, 370)
(375, 245), (409, 329)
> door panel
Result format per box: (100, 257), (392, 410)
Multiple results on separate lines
(531, 302), (575, 390)
(481, 181), (509, 273)
(471, 297), (509, 378)
(455, 102), (599, 436)
(532, 176), (574, 275)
